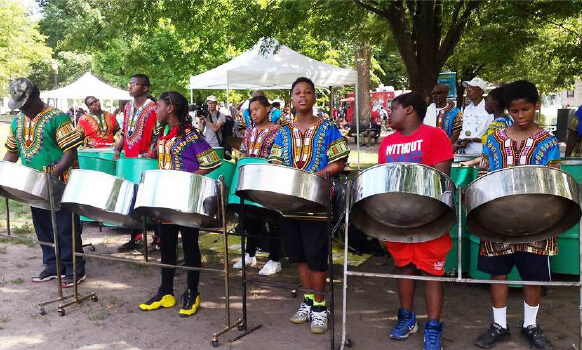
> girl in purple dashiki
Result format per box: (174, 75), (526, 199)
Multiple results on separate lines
(234, 95), (283, 276)
(139, 91), (220, 317)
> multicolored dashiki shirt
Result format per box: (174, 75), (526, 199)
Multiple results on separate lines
(157, 125), (221, 172)
(269, 118), (349, 173)
(77, 111), (119, 147)
(436, 107), (462, 140)
(479, 128), (561, 257)
(241, 124), (281, 158)
(5, 107), (83, 182)
(480, 115), (514, 145)
(123, 99), (157, 157)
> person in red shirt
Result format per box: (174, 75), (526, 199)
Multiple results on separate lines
(113, 74), (158, 252)
(78, 96), (120, 148)
(377, 92), (453, 350)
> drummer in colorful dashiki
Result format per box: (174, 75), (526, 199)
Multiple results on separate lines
(377, 92), (453, 350)
(77, 96), (120, 148)
(474, 81), (557, 350)
(269, 77), (349, 335)
(3, 78), (86, 288)
(565, 105), (582, 157)
(233, 95), (282, 275)
(460, 86), (514, 168)
(425, 84), (462, 144)
(138, 91), (221, 316)
(113, 74), (158, 252)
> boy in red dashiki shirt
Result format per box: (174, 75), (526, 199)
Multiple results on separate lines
(139, 91), (220, 317)
(114, 74), (158, 252)
(233, 95), (282, 275)
(377, 92), (453, 350)
(78, 96), (119, 148)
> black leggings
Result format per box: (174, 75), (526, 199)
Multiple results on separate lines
(159, 224), (201, 295)
(244, 218), (280, 262)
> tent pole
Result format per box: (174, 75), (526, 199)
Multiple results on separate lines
(190, 89), (193, 104)
(355, 81), (360, 170)
(226, 75), (230, 111)
(329, 86), (333, 118)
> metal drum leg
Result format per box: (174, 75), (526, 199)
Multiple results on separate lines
(57, 212), (96, 315)
(340, 181), (352, 349)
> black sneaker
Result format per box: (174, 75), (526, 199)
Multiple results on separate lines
(117, 239), (142, 252)
(62, 274), (86, 288)
(179, 289), (200, 317)
(32, 269), (64, 283)
(522, 325), (552, 350)
(474, 323), (510, 348)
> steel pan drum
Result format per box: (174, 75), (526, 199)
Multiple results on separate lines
(228, 158), (270, 211)
(116, 156), (158, 183)
(206, 160), (235, 191)
(351, 163), (456, 243)
(465, 165), (581, 243)
(0, 161), (65, 210)
(61, 169), (140, 228)
(78, 147), (116, 175)
(134, 170), (220, 228)
(236, 163), (327, 216)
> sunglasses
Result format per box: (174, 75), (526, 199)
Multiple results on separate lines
(88, 99), (99, 106)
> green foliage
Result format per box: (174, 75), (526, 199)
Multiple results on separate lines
(0, 0), (52, 94)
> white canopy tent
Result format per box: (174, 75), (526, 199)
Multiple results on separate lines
(188, 39), (363, 165)
(41, 72), (130, 111)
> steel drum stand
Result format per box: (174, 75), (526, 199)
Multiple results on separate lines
(233, 172), (337, 350)
(339, 184), (582, 350)
(55, 177), (242, 346)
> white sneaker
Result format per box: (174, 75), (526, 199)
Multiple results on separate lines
(290, 300), (312, 324)
(310, 307), (329, 334)
(233, 253), (257, 269)
(258, 260), (282, 275)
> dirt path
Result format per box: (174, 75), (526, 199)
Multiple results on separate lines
(0, 225), (579, 350)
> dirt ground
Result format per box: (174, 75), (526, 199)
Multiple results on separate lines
(0, 223), (579, 350)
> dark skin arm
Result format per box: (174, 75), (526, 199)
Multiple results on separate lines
(193, 168), (214, 176)
(51, 149), (77, 178)
(3, 151), (19, 163)
(316, 158), (347, 178)
(565, 129), (579, 157)
(434, 159), (452, 177)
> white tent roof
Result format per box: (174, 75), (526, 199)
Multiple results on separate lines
(189, 39), (357, 90)
(40, 72), (130, 100)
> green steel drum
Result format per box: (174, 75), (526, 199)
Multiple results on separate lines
(228, 157), (270, 212)
(205, 160), (235, 191)
(77, 147), (116, 175)
(78, 147), (116, 223)
(445, 163), (477, 274)
(550, 157), (582, 275)
(116, 155), (159, 184)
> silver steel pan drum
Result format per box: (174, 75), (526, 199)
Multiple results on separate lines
(465, 165), (581, 243)
(351, 163), (456, 243)
(236, 164), (327, 216)
(134, 170), (220, 228)
(0, 161), (65, 210)
(61, 169), (140, 228)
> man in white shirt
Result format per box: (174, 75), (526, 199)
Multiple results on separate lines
(456, 77), (494, 155)
(197, 95), (225, 148)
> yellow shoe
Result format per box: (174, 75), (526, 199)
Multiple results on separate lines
(179, 289), (200, 317)
(139, 291), (176, 311)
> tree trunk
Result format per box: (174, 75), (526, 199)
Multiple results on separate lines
(356, 43), (371, 125)
(408, 65), (441, 105)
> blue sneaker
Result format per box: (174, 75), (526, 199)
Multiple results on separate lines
(389, 308), (418, 340)
(423, 319), (444, 350)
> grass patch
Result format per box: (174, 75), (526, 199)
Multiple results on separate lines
(88, 308), (110, 326)
(10, 278), (24, 284)
(0, 235), (35, 247)
(12, 222), (34, 234)
(14, 262), (27, 268)
(0, 314), (8, 330)
(0, 246), (6, 254)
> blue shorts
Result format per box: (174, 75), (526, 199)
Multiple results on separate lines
(478, 252), (551, 281)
